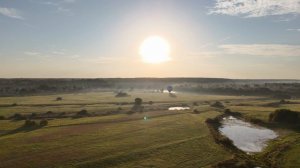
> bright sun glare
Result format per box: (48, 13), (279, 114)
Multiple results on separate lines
(139, 36), (171, 64)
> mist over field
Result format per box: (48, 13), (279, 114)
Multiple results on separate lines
(1, 0), (300, 167)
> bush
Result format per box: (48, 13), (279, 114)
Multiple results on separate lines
(249, 118), (263, 124)
(11, 113), (25, 120)
(30, 113), (37, 118)
(205, 118), (219, 124)
(193, 102), (199, 106)
(131, 105), (144, 113)
(193, 109), (200, 114)
(134, 98), (143, 106)
(126, 110), (135, 115)
(224, 109), (232, 114)
(56, 97), (63, 101)
(280, 99), (287, 104)
(11, 103), (17, 106)
(269, 109), (300, 124)
(224, 109), (242, 117)
(45, 111), (54, 117)
(149, 101), (154, 105)
(115, 92), (129, 97)
(46, 111), (53, 115)
(210, 101), (225, 108)
(39, 119), (48, 127)
(131, 98), (144, 112)
(24, 120), (38, 127)
(77, 109), (89, 116)
(0, 116), (5, 120)
(273, 94), (292, 100)
(59, 112), (66, 116)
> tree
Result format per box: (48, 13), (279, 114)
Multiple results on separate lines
(167, 86), (173, 93)
(132, 98), (144, 113)
(269, 109), (299, 123)
(134, 98), (143, 106)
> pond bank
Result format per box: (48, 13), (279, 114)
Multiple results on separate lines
(219, 116), (277, 153)
(205, 110), (287, 168)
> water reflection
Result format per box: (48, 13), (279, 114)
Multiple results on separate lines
(219, 116), (277, 153)
(168, 107), (190, 110)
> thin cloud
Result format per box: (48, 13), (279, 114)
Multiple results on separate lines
(209, 0), (300, 18)
(34, 0), (75, 14)
(188, 51), (219, 58)
(219, 44), (300, 57)
(80, 57), (125, 64)
(287, 28), (300, 32)
(35, 0), (77, 6)
(63, 0), (77, 3)
(52, 51), (65, 55)
(24, 51), (40, 56)
(0, 7), (24, 20)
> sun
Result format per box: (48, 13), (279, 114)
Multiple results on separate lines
(139, 36), (171, 64)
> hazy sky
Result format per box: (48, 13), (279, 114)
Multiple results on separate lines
(1, 0), (300, 79)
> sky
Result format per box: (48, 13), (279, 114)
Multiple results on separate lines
(0, 0), (300, 79)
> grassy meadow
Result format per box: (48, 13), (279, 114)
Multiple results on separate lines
(0, 91), (300, 167)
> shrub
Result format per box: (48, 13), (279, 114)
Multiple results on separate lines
(224, 109), (242, 117)
(249, 118), (263, 124)
(269, 109), (300, 124)
(11, 113), (25, 120)
(56, 97), (63, 101)
(115, 92), (129, 97)
(131, 105), (144, 113)
(30, 113), (37, 118)
(224, 109), (231, 114)
(131, 98), (144, 112)
(45, 111), (54, 117)
(39, 119), (48, 127)
(167, 85), (173, 93)
(126, 110), (135, 115)
(205, 118), (219, 124)
(0, 116), (5, 120)
(193, 102), (199, 106)
(46, 111), (53, 115)
(211, 101), (225, 108)
(134, 98), (143, 106)
(149, 101), (154, 105)
(273, 94), (292, 100)
(77, 109), (89, 116)
(11, 103), (17, 106)
(24, 120), (38, 127)
(59, 112), (66, 116)
(280, 99), (287, 104)
(193, 109), (200, 114)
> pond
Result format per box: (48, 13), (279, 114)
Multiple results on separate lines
(219, 116), (278, 153)
(168, 107), (190, 110)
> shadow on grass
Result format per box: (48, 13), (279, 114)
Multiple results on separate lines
(0, 125), (41, 137)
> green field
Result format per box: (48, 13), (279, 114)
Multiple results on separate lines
(0, 91), (299, 168)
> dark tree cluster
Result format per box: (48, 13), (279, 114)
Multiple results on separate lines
(269, 109), (300, 124)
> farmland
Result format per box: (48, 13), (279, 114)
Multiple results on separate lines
(0, 90), (300, 168)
